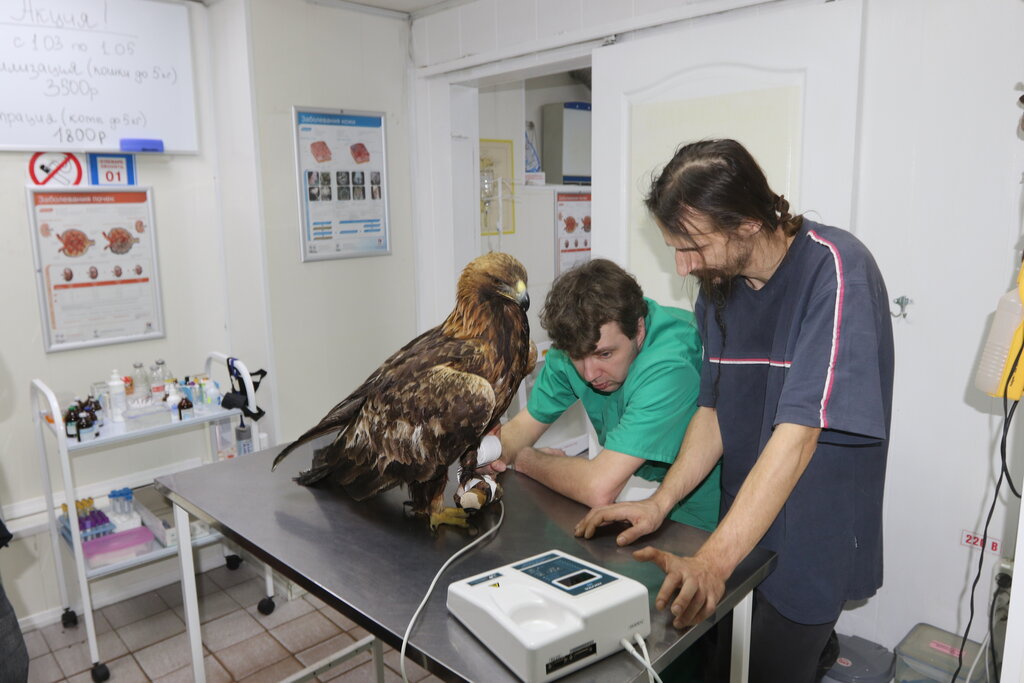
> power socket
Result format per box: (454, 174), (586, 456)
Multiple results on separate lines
(993, 557), (1014, 589)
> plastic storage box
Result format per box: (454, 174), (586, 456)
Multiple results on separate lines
(81, 526), (156, 570)
(823, 633), (895, 683)
(895, 623), (985, 682)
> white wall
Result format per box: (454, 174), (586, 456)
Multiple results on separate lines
(413, 0), (1024, 656)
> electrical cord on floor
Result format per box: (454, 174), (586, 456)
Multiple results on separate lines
(621, 633), (664, 683)
(965, 631), (991, 683)
(951, 346), (1022, 683)
(399, 501), (505, 683)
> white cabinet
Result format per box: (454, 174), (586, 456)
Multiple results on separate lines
(29, 352), (275, 682)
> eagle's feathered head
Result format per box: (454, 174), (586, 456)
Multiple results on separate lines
(456, 252), (530, 312)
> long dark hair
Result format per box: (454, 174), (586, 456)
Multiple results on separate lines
(644, 139), (802, 402)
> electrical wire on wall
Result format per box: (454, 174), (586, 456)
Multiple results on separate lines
(951, 261), (1024, 680)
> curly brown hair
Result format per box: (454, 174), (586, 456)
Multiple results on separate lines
(540, 259), (648, 359)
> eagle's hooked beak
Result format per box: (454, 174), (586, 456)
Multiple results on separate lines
(515, 281), (530, 311)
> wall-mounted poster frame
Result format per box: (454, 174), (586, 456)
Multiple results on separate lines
(293, 107), (391, 262)
(26, 186), (165, 352)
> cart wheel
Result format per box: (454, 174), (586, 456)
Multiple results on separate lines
(225, 554), (242, 570)
(90, 662), (110, 682)
(61, 608), (78, 628)
(257, 597), (275, 615)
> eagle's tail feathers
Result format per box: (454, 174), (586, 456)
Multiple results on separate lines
(271, 395), (367, 471)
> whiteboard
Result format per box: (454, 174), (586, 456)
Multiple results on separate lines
(0, 0), (198, 153)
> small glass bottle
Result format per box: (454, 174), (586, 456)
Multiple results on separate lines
(83, 394), (103, 427)
(131, 362), (152, 401)
(178, 394), (194, 420)
(64, 400), (81, 439)
(151, 359), (168, 401)
(77, 411), (95, 440)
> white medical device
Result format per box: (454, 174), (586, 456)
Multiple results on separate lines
(447, 549), (651, 682)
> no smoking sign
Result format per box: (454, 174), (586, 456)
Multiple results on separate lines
(29, 152), (84, 186)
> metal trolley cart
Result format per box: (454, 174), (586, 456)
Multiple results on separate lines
(30, 351), (276, 682)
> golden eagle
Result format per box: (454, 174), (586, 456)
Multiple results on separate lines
(271, 252), (535, 529)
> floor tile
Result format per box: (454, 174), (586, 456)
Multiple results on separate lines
(238, 655), (306, 682)
(172, 589), (240, 624)
(202, 608), (265, 652)
(205, 561), (258, 590)
(101, 591), (168, 629)
(225, 576), (268, 608)
(156, 580), (184, 608)
(26, 653), (63, 683)
(152, 654), (232, 683)
(52, 630), (128, 678)
(303, 591), (327, 610)
(295, 632), (373, 682)
(320, 606), (358, 631)
(383, 649), (431, 682)
(215, 632), (289, 679)
(246, 593), (314, 630)
(39, 618), (87, 651)
(23, 629), (49, 659)
(270, 610), (342, 653)
(133, 632), (195, 680)
(116, 608), (185, 651)
(66, 654), (147, 683)
(333, 659), (403, 682)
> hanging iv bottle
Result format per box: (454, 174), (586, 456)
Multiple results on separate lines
(975, 266), (1024, 396)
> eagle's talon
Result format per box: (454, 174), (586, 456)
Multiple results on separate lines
(429, 506), (470, 530)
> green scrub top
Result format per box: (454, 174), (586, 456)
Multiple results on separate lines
(528, 299), (721, 531)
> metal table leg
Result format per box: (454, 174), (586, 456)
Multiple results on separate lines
(730, 591), (752, 683)
(174, 503), (205, 683)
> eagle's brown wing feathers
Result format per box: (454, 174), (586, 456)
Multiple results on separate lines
(271, 252), (531, 525)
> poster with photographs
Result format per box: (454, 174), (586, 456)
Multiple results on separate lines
(555, 192), (592, 275)
(26, 187), (165, 352)
(293, 107), (390, 262)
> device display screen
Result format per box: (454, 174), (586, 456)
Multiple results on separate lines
(556, 570), (597, 588)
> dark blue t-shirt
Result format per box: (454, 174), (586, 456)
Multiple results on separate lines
(696, 220), (894, 624)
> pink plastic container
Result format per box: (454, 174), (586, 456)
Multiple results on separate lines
(81, 526), (156, 569)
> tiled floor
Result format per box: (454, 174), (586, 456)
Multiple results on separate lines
(24, 562), (443, 682)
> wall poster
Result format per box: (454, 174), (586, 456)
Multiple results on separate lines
(26, 187), (164, 352)
(556, 192), (592, 274)
(293, 107), (391, 262)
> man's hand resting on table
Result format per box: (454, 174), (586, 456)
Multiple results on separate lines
(633, 547), (726, 629)
(572, 498), (667, 546)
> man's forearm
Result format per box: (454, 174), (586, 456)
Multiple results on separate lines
(516, 446), (643, 508)
(694, 422), (820, 580)
(649, 406), (724, 516)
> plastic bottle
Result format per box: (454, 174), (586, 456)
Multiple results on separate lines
(107, 371), (127, 422)
(525, 121), (541, 173)
(235, 419), (254, 455)
(976, 270), (1024, 396)
(131, 362), (152, 401)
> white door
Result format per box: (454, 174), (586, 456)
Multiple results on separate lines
(591, 0), (864, 309)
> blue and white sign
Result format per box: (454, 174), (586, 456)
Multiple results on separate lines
(87, 154), (137, 186)
(292, 107), (391, 262)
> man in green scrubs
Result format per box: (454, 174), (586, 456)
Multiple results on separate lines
(490, 259), (720, 532)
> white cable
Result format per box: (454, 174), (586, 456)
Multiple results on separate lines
(620, 636), (664, 683)
(400, 502), (505, 683)
(965, 630), (990, 683)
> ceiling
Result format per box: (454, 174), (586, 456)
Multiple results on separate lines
(320, 0), (468, 17)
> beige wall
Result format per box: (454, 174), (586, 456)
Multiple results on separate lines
(248, 0), (416, 443)
(0, 0), (416, 626)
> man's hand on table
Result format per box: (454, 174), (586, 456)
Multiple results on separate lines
(633, 547), (726, 628)
(572, 498), (667, 546)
